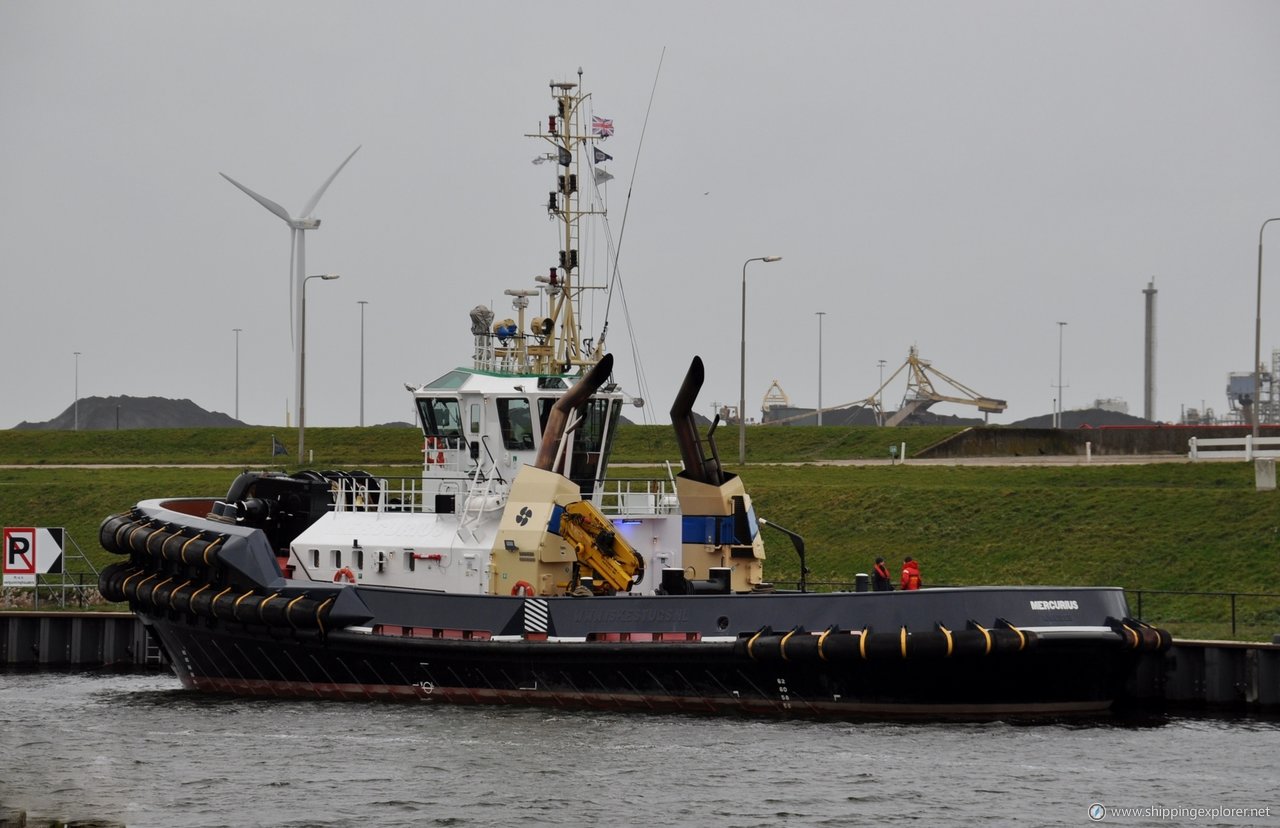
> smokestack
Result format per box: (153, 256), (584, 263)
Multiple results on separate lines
(1143, 279), (1157, 421)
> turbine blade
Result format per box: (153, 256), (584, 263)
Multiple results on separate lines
(220, 172), (294, 224)
(301, 145), (361, 218)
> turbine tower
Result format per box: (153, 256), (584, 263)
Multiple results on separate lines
(220, 146), (360, 428)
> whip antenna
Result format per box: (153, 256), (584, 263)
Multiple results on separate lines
(595, 48), (665, 422)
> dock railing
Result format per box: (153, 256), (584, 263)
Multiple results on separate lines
(1128, 588), (1280, 641)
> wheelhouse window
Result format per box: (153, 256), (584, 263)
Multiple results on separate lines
(498, 398), (535, 449)
(417, 397), (466, 450)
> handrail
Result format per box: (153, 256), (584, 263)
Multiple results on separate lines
(793, 582), (1279, 639)
(1127, 588), (1280, 637)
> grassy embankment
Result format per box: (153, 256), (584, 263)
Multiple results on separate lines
(1, 425), (1276, 640)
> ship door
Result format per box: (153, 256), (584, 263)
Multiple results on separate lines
(566, 398), (621, 498)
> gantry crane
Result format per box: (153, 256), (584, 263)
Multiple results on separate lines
(869, 346), (1006, 426)
(767, 346), (1007, 426)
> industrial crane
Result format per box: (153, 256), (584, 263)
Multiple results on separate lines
(767, 346), (1007, 426)
(868, 346), (1007, 425)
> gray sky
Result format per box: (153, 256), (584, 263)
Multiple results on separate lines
(4, 1), (1280, 430)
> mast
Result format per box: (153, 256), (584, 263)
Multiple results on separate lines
(527, 70), (607, 376)
(466, 73), (610, 379)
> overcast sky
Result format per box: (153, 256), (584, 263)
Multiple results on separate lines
(4, 2), (1280, 430)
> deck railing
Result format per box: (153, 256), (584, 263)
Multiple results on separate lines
(329, 475), (678, 516)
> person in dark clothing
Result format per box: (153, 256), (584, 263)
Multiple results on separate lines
(871, 557), (893, 591)
(900, 556), (922, 591)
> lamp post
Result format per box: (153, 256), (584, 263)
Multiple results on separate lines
(358, 300), (368, 427)
(1056, 321), (1068, 428)
(233, 328), (242, 421)
(739, 256), (781, 465)
(73, 351), (81, 431)
(1254, 219), (1280, 438)
(815, 311), (825, 426)
(877, 359), (886, 426)
(299, 273), (340, 459)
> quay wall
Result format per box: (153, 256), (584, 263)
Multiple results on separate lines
(918, 425), (1280, 458)
(0, 611), (164, 668)
(1130, 639), (1280, 712)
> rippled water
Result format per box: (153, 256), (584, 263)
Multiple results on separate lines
(2, 671), (1279, 827)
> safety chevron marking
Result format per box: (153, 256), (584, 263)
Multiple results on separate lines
(523, 598), (549, 634)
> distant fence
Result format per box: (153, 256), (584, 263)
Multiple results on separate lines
(1188, 435), (1280, 460)
(0, 574), (102, 611)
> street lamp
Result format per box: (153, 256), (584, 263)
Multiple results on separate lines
(739, 255), (781, 465)
(358, 300), (369, 427)
(73, 351), (81, 431)
(299, 273), (340, 459)
(1254, 218), (1280, 438)
(233, 328), (242, 421)
(1056, 321), (1068, 428)
(815, 311), (825, 426)
(877, 359), (887, 426)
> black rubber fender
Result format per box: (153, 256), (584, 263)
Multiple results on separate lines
(99, 513), (138, 555)
(815, 629), (862, 662)
(98, 561), (134, 602)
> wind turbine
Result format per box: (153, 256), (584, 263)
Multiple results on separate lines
(220, 146), (360, 430)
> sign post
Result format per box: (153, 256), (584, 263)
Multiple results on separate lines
(3, 528), (68, 606)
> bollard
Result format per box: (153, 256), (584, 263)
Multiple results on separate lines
(855, 573), (870, 592)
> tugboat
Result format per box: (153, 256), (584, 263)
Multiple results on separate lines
(98, 73), (1167, 717)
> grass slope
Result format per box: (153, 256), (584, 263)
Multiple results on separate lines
(1, 426), (1275, 639)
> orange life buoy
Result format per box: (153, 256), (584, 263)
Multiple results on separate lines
(424, 437), (436, 467)
(511, 580), (536, 597)
(333, 566), (357, 584)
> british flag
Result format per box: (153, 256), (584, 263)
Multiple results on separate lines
(592, 116), (614, 138)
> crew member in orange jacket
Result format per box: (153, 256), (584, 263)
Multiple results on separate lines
(900, 556), (922, 590)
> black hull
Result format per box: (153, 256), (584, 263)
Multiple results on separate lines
(101, 501), (1168, 718)
(143, 613), (1142, 718)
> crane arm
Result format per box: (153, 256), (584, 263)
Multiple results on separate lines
(558, 500), (645, 593)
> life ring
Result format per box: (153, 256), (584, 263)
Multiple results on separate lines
(333, 566), (357, 584)
(424, 437), (437, 467)
(511, 580), (536, 597)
